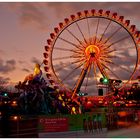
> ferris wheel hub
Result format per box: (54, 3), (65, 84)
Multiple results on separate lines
(85, 45), (100, 58)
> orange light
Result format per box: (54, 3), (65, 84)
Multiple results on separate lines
(99, 100), (103, 103)
(13, 101), (16, 104)
(13, 116), (18, 120)
(118, 111), (127, 117)
(85, 45), (100, 58)
(11, 101), (17, 107)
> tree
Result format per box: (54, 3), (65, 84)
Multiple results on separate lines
(0, 79), (8, 92)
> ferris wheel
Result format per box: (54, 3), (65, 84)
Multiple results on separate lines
(43, 9), (139, 97)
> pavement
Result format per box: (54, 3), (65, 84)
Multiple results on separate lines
(39, 125), (140, 138)
(39, 128), (107, 138)
(107, 125), (140, 138)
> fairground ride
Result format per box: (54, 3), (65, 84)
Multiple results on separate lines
(43, 9), (140, 99)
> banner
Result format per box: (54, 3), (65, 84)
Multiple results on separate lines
(39, 111), (106, 132)
(39, 117), (68, 132)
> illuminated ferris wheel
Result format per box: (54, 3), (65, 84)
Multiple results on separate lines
(43, 9), (139, 97)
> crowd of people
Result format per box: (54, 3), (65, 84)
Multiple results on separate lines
(83, 113), (103, 134)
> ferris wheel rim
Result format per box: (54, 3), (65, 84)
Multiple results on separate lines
(44, 9), (139, 93)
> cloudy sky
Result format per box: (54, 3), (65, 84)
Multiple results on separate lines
(1, 2), (140, 95)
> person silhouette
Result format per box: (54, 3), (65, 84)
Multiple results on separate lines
(93, 114), (98, 133)
(83, 118), (88, 133)
(97, 113), (103, 132)
(88, 117), (93, 133)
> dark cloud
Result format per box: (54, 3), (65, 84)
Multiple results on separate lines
(0, 76), (10, 85)
(47, 2), (140, 32)
(18, 60), (33, 71)
(19, 3), (47, 30)
(6, 2), (140, 31)
(18, 60), (26, 64)
(31, 57), (42, 65)
(7, 3), (48, 31)
(48, 2), (140, 18)
(22, 68), (30, 73)
(0, 58), (16, 74)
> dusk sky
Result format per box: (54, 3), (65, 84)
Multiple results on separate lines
(1, 2), (140, 89)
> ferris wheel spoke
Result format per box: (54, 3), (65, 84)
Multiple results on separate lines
(71, 58), (86, 64)
(104, 26), (122, 44)
(109, 35), (130, 48)
(86, 18), (91, 39)
(100, 62), (121, 79)
(104, 51), (135, 61)
(54, 47), (83, 54)
(101, 55), (116, 60)
(53, 56), (73, 61)
(66, 29), (85, 49)
(96, 60), (109, 78)
(75, 22), (87, 43)
(101, 49), (116, 55)
(53, 54), (85, 61)
(105, 60), (133, 73)
(103, 35), (130, 51)
(55, 58), (86, 72)
(62, 61), (86, 82)
(72, 54), (85, 59)
(100, 58), (113, 64)
(99, 20), (112, 42)
(112, 46), (136, 57)
(56, 59), (84, 71)
(120, 46), (135, 51)
(101, 49), (116, 57)
(58, 37), (83, 51)
(94, 18), (100, 44)
(113, 63), (133, 73)
(106, 49), (116, 54)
